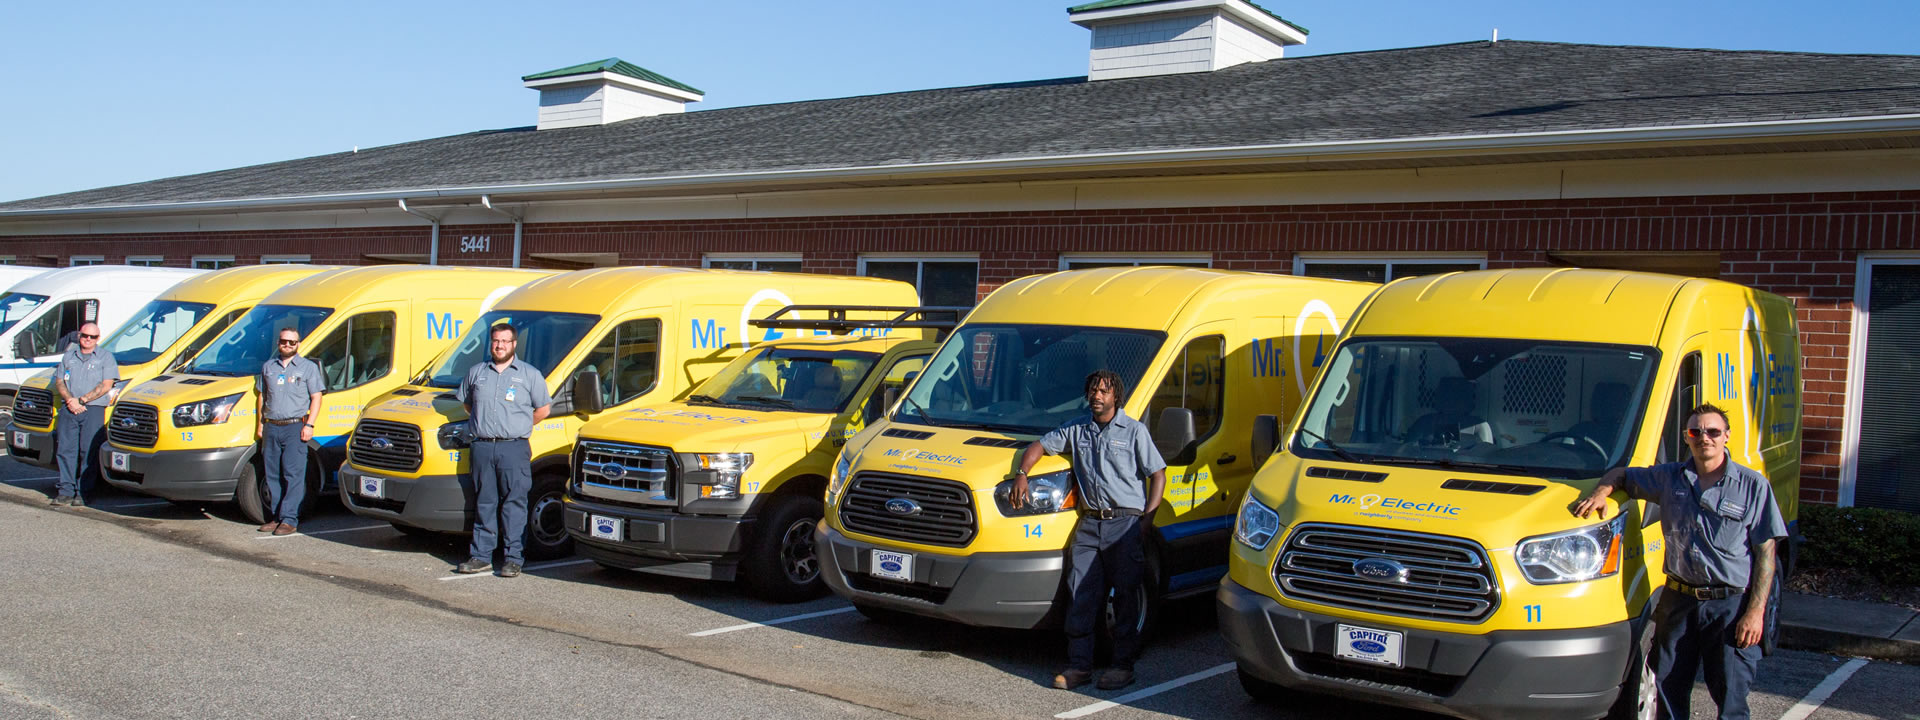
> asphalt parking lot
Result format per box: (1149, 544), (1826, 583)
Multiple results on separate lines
(0, 459), (1912, 720)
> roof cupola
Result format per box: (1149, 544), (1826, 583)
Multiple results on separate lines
(1068, 0), (1307, 80)
(522, 58), (703, 130)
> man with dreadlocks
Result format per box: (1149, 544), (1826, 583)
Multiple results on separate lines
(1012, 369), (1167, 692)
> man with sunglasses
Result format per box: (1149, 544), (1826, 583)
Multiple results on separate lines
(1572, 403), (1787, 720)
(255, 327), (324, 534)
(51, 322), (118, 506)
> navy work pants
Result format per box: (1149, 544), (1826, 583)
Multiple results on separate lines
(467, 438), (532, 566)
(1652, 590), (1761, 720)
(55, 405), (105, 498)
(261, 421), (309, 525)
(1065, 514), (1146, 672)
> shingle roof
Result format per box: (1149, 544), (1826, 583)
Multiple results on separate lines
(521, 58), (703, 95)
(8, 40), (1920, 212)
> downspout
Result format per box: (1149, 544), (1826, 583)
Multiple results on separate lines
(479, 195), (523, 268)
(397, 198), (442, 265)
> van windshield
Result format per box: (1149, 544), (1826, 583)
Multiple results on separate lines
(1293, 337), (1658, 478)
(691, 347), (880, 413)
(182, 305), (334, 377)
(102, 300), (217, 365)
(897, 324), (1164, 434)
(421, 311), (599, 388)
(0, 293), (48, 335)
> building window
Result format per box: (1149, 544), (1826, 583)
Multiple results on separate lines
(1295, 255), (1485, 283)
(192, 255), (237, 270)
(1060, 254), (1211, 271)
(703, 254), (803, 273)
(859, 256), (980, 308)
(126, 255), (165, 267)
(69, 256), (105, 267)
(261, 254), (310, 265)
(0, 256), (16, 265)
(1845, 256), (1920, 512)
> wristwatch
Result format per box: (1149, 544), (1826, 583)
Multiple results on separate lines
(1013, 470), (1028, 477)
(304, 423), (315, 428)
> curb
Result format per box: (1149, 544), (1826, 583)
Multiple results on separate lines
(1781, 622), (1920, 663)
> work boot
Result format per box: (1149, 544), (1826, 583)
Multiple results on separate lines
(1053, 669), (1092, 690)
(258, 522), (281, 532)
(50, 494), (72, 506)
(453, 559), (492, 574)
(1097, 668), (1135, 690)
(499, 563), (522, 578)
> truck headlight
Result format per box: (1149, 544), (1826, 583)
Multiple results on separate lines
(173, 393), (243, 427)
(1516, 514), (1624, 584)
(1235, 494), (1283, 550)
(827, 452), (853, 506)
(436, 420), (471, 449)
(993, 470), (1076, 517)
(693, 452), (753, 499)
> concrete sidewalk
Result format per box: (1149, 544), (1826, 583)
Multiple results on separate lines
(1779, 591), (1920, 662)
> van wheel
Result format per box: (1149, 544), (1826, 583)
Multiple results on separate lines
(1236, 665), (1290, 704)
(524, 475), (573, 561)
(742, 493), (828, 603)
(235, 461), (270, 525)
(0, 391), (15, 426)
(1607, 623), (1658, 720)
(1097, 541), (1162, 662)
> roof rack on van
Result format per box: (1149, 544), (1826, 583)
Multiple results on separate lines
(751, 305), (968, 340)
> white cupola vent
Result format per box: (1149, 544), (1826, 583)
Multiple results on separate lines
(522, 58), (704, 130)
(1068, 0), (1308, 81)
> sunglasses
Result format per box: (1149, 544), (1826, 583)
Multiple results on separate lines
(278, 339), (300, 346)
(79, 333), (99, 340)
(1685, 427), (1727, 440)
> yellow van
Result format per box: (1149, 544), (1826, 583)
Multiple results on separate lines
(7, 265), (330, 469)
(1218, 268), (1801, 720)
(819, 267), (1376, 629)
(340, 269), (921, 560)
(567, 306), (956, 601)
(101, 266), (552, 523)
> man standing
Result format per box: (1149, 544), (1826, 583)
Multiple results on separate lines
(52, 322), (117, 507)
(1013, 369), (1166, 692)
(255, 327), (324, 535)
(453, 323), (551, 578)
(1573, 404), (1787, 720)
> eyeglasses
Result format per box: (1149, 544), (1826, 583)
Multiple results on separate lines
(278, 339), (299, 346)
(1685, 427), (1727, 440)
(79, 333), (99, 340)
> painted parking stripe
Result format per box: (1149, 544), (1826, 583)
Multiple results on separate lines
(437, 558), (595, 581)
(3, 475), (58, 484)
(689, 606), (858, 637)
(1054, 662), (1235, 719)
(107, 500), (173, 508)
(1779, 657), (1868, 720)
(254, 524), (391, 540)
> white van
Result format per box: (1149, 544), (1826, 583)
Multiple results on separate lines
(0, 267), (49, 293)
(0, 266), (204, 405)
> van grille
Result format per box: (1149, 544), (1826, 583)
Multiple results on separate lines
(1275, 523), (1498, 623)
(107, 403), (160, 448)
(12, 387), (54, 429)
(840, 472), (976, 547)
(348, 419), (422, 473)
(576, 441), (675, 505)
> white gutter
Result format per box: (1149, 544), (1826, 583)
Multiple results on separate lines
(6, 113), (1920, 219)
(396, 199), (442, 265)
(478, 194), (523, 268)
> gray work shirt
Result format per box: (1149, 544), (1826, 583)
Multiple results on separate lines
(1040, 409), (1166, 512)
(57, 346), (119, 407)
(457, 358), (552, 440)
(1619, 458), (1789, 589)
(256, 355), (325, 422)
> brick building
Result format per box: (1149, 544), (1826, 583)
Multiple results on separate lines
(2, 0), (1917, 511)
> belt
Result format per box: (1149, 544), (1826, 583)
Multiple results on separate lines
(265, 418), (306, 426)
(472, 437), (523, 442)
(1079, 507), (1142, 520)
(1666, 578), (1739, 600)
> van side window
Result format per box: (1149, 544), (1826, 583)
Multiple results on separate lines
(573, 318), (660, 408)
(1145, 335), (1226, 461)
(862, 354), (929, 425)
(172, 309), (247, 370)
(22, 298), (99, 358)
(309, 312), (397, 392)
(1659, 352), (1703, 464)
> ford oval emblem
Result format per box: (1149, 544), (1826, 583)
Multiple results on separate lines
(601, 464), (627, 481)
(885, 498), (922, 516)
(116, 416), (137, 427)
(1352, 640), (1387, 654)
(370, 437), (394, 451)
(1353, 558), (1410, 584)
(880, 560), (903, 572)
(18, 399), (33, 409)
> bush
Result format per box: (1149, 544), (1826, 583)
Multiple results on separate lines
(1796, 505), (1920, 587)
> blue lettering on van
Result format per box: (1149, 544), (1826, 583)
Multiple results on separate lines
(1330, 493), (1354, 505)
(1252, 338), (1287, 378)
(1716, 353), (1740, 400)
(426, 313), (463, 340)
(691, 319), (727, 349)
(1313, 333), (1327, 368)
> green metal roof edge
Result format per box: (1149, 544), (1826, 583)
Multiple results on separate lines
(1066, 0), (1309, 35)
(521, 58), (703, 95)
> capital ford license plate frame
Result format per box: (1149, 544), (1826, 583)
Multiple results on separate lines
(110, 450), (129, 472)
(358, 475), (384, 500)
(870, 549), (913, 582)
(1335, 623), (1405, 668)
(589, 514), (623, 542)
(11, 431), (25, 448)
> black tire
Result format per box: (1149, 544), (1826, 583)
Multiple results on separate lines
(1097, 540), (1162, 662)
(1236, 665), (1290, 704)
(1607, 621), (1658, 720)
(741, 493), (828, 603)
(0, 391), (15, 427)
(523, 474), (573, 561)
(234, 460), (269, 525)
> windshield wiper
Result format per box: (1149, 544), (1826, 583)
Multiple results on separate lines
(1368, 456), (1540, 475)
(735, 395), (798, 409)
(898, 393), (942, 428)
(1296, 427), (1366, 464)
(687, 393), (722, 405)
(187, 368), (241, 378)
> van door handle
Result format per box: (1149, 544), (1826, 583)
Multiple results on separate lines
(832, 438), (846, 448)
(1217, 453), (1237, 464)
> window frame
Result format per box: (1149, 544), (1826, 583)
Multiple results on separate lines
(856, 254), (981, 307)
(1058, 253), (1212, 271)
(1842, 252), (1920, 507)
(260, 254), (310, 265)
(192, 255), (238, 270)
(702, 254), (804, 272)
(68, 256), (105, 267)
(568, 316), (664, 410)
(1143, 333), (1228, 465)
(309, 311), (398, 392)
(1293, 253), (1486, 283)
(126, 255), (165, 267)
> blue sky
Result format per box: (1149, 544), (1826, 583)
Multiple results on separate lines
(3, 0), (1916, 203)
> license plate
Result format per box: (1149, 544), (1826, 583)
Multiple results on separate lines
(11, 431), (24, 447)
(589, 514), (623, 542)
(871, 549), (913, 582)
(110, 451), (129, 472)
(1335, 624), (1405, 668)
(359, 475), (384, 499)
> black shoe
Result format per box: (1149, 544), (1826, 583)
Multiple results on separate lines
(1096, 668), (1135, 690)
(50, 494), (72, 506)
(499, 563), (522, 578)
(68, 496), (85, 508)
(453, 559), (492, 574)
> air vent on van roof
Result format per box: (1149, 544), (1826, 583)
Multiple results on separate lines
(1442, 479), (1546, 496)
(882, 428), (935, 440)
(391, 389), (420, 397)
(964, 436), (1027, 449)
(1305, 466), (1387, 483)
(152, 375), (173, 383)
(179, 378), (217, 386)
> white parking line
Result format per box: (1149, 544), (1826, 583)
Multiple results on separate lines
(254, 524), (392, 540)
(689, 607), (858, 637)
(1054, 662), (1235, 719)
(3, 475), (58, 484)
(1779, 657), (1868, 720)
(106, 500), (173, 508)
(437, 558), (595, 581)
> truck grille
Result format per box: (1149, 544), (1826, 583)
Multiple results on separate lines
(348, 419), (422, 473)
(576, 441), (674, 505)
(1275, 523), (1499, 623)
(106, 403), (160, 448)
(840, 472), (977, 548)
(12, 387), (54, 429)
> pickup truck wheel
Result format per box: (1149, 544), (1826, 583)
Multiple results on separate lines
(741, 493), (828, 603)
(523, 475), (572, 561)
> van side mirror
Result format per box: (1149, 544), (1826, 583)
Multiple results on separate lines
(1251, 414), (1281, 469)
(12, 333), (32, 360)
(1154, 407), (1197, 465)
(571, 369), (604, 415)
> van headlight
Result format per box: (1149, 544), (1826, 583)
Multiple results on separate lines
(691, 452), (753, 499)
(173, 393), (243, 427)
(1516, 514), (1625, 584)
(436, 420), (471, 449)
(1235, 494), (1283, 551)
(994, 470), (1076, 516)
(827, 452), (853, 506)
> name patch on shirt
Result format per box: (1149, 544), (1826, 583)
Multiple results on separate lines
(1718, 499), (1747, 520)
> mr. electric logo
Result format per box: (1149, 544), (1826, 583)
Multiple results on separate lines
(882, 447), (967, 466)
(1329, 492), (1462, 518)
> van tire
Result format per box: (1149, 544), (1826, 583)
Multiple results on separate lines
(1236, 665), (1289, 703)
(741, 493), (828, 603)
(1607, 620), (1658, 720)
(235, 461), (269, 525)
(523, 474), (572, 561)
(1097, 537), (1162, 662)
